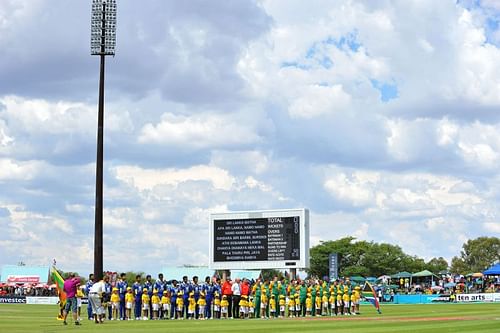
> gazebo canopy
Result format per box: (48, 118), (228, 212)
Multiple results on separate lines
(391, 271), (412, 278)
(483, 263), (500, 275)
(412, 270), (439, 278)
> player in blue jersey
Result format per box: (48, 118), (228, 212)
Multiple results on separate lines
(144, 275), (154, 319)
(154, 273), (166, 318)
(85, 274), (94, 320)
(169, 280), (179, 319)
(203, 276), (215, 319)
(132, 274), (143, 320)
(191, 276), (202, 319)
(116, 273), (128, 320)
(181, 276), (190, 319)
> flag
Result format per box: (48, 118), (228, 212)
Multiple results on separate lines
(50, 266), (66, 305)
(362, 281), (381, 314)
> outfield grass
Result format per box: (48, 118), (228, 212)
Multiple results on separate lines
(0, 303), (499, 333)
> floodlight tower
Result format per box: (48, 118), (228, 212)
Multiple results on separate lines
(91, 0), (116, 281)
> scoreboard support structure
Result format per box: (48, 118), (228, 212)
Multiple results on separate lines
(209, 209), (310, 271)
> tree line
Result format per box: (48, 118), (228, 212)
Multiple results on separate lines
(307, 236), (500, 278)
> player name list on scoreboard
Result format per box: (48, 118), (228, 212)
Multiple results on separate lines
(213, 217), (300, 262)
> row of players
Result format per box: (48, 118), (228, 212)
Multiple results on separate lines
(119, 286), (361, 320)
(84, 273), (362, 321)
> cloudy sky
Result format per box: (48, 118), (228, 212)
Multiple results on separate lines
(1, 0), (500, 275)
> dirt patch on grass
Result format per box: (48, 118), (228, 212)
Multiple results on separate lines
(293, 315), (485, 322)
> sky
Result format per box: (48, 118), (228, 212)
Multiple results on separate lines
(1, 0), (500, 275)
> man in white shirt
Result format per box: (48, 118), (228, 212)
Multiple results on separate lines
(88, 275), (109, 324)
(231, 278), (241, 319)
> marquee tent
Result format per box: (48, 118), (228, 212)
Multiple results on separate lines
(391, 271), (412, 279)
(483, 263), (500, 275)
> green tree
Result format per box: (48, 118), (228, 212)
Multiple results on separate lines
(261, 269), (284, 281)
(457, 237), (500, 273)
(123, 271), (145, 286)
(425, 257), (449, 274)
(450, 256), (468, 275)
(359, 243), (410, 277)
(308, 237), (426, 278)
(308, 237), (359, 278)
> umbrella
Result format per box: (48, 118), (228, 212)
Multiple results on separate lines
(377, 275), (391, 281)
(431, 286), (443, 291)
(444, 282), (456, 288)
(472, 272), (483, 278)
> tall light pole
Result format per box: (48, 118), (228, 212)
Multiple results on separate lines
(91, 0), (116, 281)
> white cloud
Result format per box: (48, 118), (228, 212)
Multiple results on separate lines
(138, 112), (262, 148)
(113, 164), (236, 192)
(288, 84), (351, 119)
(0, 158), (44, 181)
(483, 222), (500, 233)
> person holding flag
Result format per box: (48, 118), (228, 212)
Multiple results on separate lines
(361, 281), (381, 314)
(50, 265), (67, 321)
(62, 273), (82, 326)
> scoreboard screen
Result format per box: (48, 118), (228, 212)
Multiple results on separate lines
(209, 209), (309, 270)
(213, 216), (300, 262)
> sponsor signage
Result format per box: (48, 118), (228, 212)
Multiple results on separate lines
(455, 293), (500, 302)
(329, 253), (339, 281)
(0, 295), (26, 304)
(209, 209), (310, 269)
(26, 297), (59, 305)
(431, 295), (451, 302)
(7, 276), (40, 284)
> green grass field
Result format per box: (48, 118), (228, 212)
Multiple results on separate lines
(0, 303), (499, 333)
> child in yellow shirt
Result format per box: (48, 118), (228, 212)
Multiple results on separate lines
(353, 286), (361, 315)
(125, 287), (134, 320)
(269, 294), (276, 318)
(260, 293), (268, 319)
(239, 295), (248, 318)
(305, 293), (312, 316)
(198, 292), (206, 320)
(336, 291), (343, 316)
(315, 293), (322, 316)
(221, 295), (229, 319)
(76, 287), (84, 321)
(187, 292), (196, 319)
(176, 291), (184, 320)
(329, 292), (336, 316)
(295, 294), (301, 316)
(161, 291), (170, 320)
(141, 288), (150, 320)
(288, 294), (295, 317)
(279, 295), (285, 318)
(322, 293), (329, 316)
(343, 292), (350, 315)
(213, 291), (221, 319)
(111, 287), (120, 320)
(248, 296), (255, 318)
(151, 289), (160, 320)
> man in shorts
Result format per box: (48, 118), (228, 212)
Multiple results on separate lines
(63, 274), (81, 326)
(89, 275), (110, 324)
